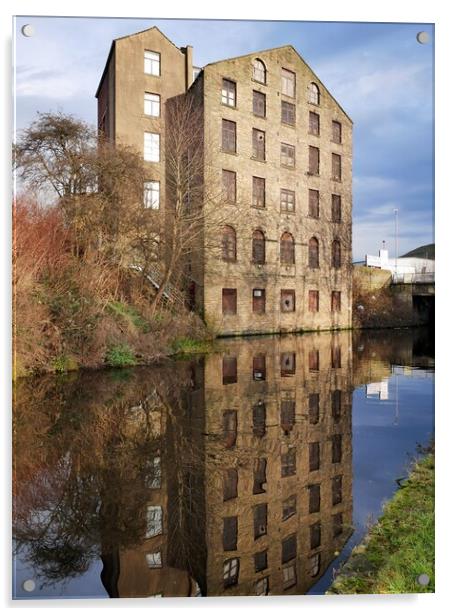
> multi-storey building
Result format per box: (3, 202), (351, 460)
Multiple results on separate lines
(96, 27), (353, 335)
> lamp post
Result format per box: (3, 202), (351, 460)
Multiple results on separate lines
(394, 208), (399, 280)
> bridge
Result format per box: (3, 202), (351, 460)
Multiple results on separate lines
(390, 272), (435, 323)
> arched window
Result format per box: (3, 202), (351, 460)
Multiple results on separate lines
(332, 239), (341, 269)
(222, 225), (237, 262)
(308, 237), (319, 268)
(280, 232), (295, 265)
(252, 58), (266, 84)
(308, 82), (320, 105)
(252, 229), (266, 264)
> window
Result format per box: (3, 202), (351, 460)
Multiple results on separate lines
(308, 483), (321, 513)
(281, 289), (296, 312)
(309, 349), (320, 372)
(310, 553), (321, 577)
(280, 233), (295, 265)
(281, 189), (295, 213)
(331, 291), (341, 313)
(144, 132), (160, 162)
(253, 458), (267, 494)
(223, 516), (238, 551)
(144, 92), (160, 116)
(222, 225), (237, 262)
(332, 239), (341, 268)
(281, 448), (296, 477)
(281, 101), (296, 125)
(332, 120), (342, 144)
(309, 393), (320, 424)
(332, 475), (343, 506)
(332, 194), (342, 222)
(222, 355), (237, 383)
(253, 353), (266, 380)
(332, 153), (342, 181)
(281, 353), (296, 377)
(281, 398), (296, 434)
(253, 503), (268, 539)
(308, 189), (319, 218)
(145, 551), (162, 569)
(309, 237), (319, 268)
(253, 402), (266, 437)
(252, 288), (266, 314)
(281, 142), (295, 167)
(146, 455), (161, 489)
(222, 289), (237, 317)
(308, 146), (320, 175)
(255, 577), (269, 596)
(333, 512), (343, 537)
(331, 345), (341, 367)
(144, 50), (160, 75)
(252, 128), (266, 161)
(222, 170), (237, 204)
(332, 390), (342, 422)
(281, 68), (296, 97)
(144, 181), (160, 209)
(332, 434), (342, 463)
(255, 550), (268, 572)
(253, 90), (266, 117)
(282, 495), (297, 520)
(223, 410), (237, 448)
(222, 119), (236, 153)
(223, 468), (238, 501)
(146, 506), (163, 538)
(282, 534), (297, 563)
(309, 111), (320, 136)
(283, 563), (296, 589)
(221, 78), (236, 107)
(252, 176), (265, 208)
(308, 82), (320, 105)
(253, 58), (266, 84)
(310, 522), (321, 549)
(308, 290), (319, 312)
(309, 442), (320, 471)
(223, 558), (240, 588)
(252, 229), (266, 263)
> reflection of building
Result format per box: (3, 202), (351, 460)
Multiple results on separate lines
(366, 380), (389, 400)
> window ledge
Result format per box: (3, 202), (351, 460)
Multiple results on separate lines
(281, 164), (296, 170)
(308, 132), (320, 138)
(220, 102), (237, 110)
(221, 150), (238, 156)
(251, 157), (266, 163)
(281, 121), (296, 129)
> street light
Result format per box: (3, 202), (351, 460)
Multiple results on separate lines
(394, 208), (399, 280)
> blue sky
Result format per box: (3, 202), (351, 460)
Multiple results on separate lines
(14, 17), (434, 260)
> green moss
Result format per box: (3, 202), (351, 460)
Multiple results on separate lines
(105, 343), (137, 367)
(107, 301), (150, 333)
(170, 337), (215, 355)
(52, 355), (79, 373)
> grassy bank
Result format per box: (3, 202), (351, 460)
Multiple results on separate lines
(329, 453), (434, 594)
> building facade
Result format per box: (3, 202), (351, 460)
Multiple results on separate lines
(96, 27), (353, 335)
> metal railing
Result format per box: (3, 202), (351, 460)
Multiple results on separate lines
(392, 272), (435, 284)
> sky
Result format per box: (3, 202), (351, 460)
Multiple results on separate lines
(13, 16), (434, 261)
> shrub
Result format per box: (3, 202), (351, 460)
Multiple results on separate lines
(105, 344), (136, 368)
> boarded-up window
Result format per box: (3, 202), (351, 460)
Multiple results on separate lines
(281, 398), (296, 434)
(308, 483), (321, 513)
(223, 557), (239, 587)
(332, 475), (343, 506)
(252, 229), (266, 263)
(253, 58), (266, 84)
(281, 448), (296, 477)
(308, 189), (319, 218)
(282, 534), (297, 563)
(253, 403), (266, 437)
(332, 153), (342, 181)
(223, 410), (237, 448)
(222, 169), (236, 204)
(309, 111), (320, 135)
(282, 495), (297, 520)
(281, 101), (296, 125)
(252, 288), (266, 314)
(309, 146), (320, 175)
(221, 78), (236, 107)
(331, 390), (342, 422)
(255, 550), (268, 572)
(222, 119), (236, 153)
(222, 289), (237, 317)
(281, 142), (295, 167)
(310, 522), (321, 549)
(253, 458), (267, 494)
(332, 194), (342, 222)
(332, 434), (342, 463)
(331, 292), (342, 313)
(308, 82), (320, 105)
(309, 393), (320, 424)
(309, 349), (319, 372)
(281, 289), (296, 313)
(222, 355), (237, 384)
(281, 189), (295, 213)
(254, 503), (268, 539)
(331, 345), (341, 367)
(223, 516), (238, 550)
(222, 225), (236, 262)
(281, 68), (296, 97)
(280, 233), (295, 264)
(253, 90), (266, 117)
(281, 353), (296, 377)
(283, 563), (296, 589)
(309, 290), (319, 312)
(332, 240), (341, 269)
(253, 353), (266, 380)
(333, 512), (343, 537)
(310, 553), (321, 577)
(332, 120), (342, 144)
(252, 128), (266, 161)
(309, 441), (320, 471)
(252, 176), (265, 208)
(309, 237), (319, 268)
(223, 468), (238, 501)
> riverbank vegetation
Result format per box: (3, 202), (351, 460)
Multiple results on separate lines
(329, 452), (434, 594)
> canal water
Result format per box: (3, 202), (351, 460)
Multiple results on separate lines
(12, 327), (434, 599)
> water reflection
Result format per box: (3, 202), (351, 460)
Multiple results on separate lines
(12, 328), (434, 598)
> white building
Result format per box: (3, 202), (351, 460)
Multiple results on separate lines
(365, 248), (434, 283)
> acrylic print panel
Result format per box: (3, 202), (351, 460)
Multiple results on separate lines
(12, 16), (434, 599)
